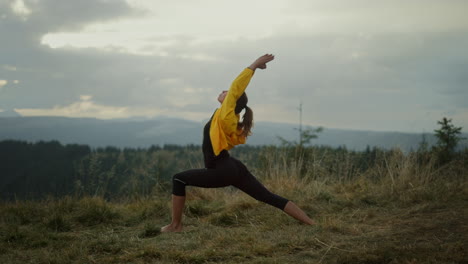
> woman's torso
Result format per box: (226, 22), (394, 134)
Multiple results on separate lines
(202, 113), (230, 168)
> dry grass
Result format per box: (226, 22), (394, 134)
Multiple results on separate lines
(1, 152), (467, 263)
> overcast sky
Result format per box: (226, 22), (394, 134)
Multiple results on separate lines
(1, 0), (467, 133)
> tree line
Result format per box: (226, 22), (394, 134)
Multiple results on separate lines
(0, 117), (466, 200)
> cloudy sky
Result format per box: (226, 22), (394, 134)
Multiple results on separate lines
(1, 0), (467, 133)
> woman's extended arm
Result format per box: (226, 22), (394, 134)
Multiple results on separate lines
(221, 54), (276, 113)
(248, 54), (275, 71)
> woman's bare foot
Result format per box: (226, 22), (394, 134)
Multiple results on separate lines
(160, 223), (183, 233)
(283, 201), (315, 225)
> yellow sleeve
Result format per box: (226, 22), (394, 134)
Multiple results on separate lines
(218, 68), (254, 135)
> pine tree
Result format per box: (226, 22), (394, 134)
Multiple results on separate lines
(433, 117), (464, 164)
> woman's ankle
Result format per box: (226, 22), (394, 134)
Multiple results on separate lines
(171, 222), (182, 229)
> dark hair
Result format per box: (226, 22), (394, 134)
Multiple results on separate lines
(235, 93), (248, 114)
(238, 106), (253, 137)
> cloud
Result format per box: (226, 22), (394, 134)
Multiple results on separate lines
(10, 0), (31, 18)
(2, 65), (18, 71)
(0, 0), (145, 110)
(0, 80), (7, 88)
(14, 95), (164, 119)
(27, 0), (140, 32)
(80, 95), (92, 101)
(281, 0), (468, 34)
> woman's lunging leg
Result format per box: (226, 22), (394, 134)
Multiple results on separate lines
(234, 170), (289, 210)
(235, 171), (315, 225)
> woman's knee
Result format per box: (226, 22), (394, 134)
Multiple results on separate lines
(172, 173), (187, 196)
(172, 172), (183, 182)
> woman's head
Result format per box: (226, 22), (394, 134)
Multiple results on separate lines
(217, 91), (248, 113)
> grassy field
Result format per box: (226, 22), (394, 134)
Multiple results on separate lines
(1, 153), (467, 263)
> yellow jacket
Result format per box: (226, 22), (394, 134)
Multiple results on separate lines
(210, 68), (254, 156)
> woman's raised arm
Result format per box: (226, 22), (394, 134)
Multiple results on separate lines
(248, 54), (275, 70)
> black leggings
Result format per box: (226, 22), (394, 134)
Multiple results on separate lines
(172, 157), (289, 210)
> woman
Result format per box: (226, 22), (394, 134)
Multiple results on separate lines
(161, 54), (314, 232)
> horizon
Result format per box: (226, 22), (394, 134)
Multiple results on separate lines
(1, 111), (466, 136)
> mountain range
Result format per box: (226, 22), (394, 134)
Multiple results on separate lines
(1, 116), (466, 151)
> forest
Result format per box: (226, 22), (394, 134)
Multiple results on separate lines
(1, 119), (467, 201)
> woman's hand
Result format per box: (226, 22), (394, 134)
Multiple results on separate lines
(248, 54), (275, 70)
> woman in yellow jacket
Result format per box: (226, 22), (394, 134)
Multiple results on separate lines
(161, 54), (314, 232)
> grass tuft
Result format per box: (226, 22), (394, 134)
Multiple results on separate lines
(2, 201), (44, 225)
(74, 197), (120, 226)
(45, 213), (71, 232)
(208, 211), (241, 227)
(185, 199), (217, 217)
(140, 223), (161, 238)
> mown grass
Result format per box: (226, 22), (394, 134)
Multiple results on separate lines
(1, 152), (467, 263)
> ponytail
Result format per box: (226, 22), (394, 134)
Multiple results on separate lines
(238, 106), (253, 137)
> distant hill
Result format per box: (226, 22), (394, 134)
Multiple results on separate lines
(1, 116), (466, 151)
